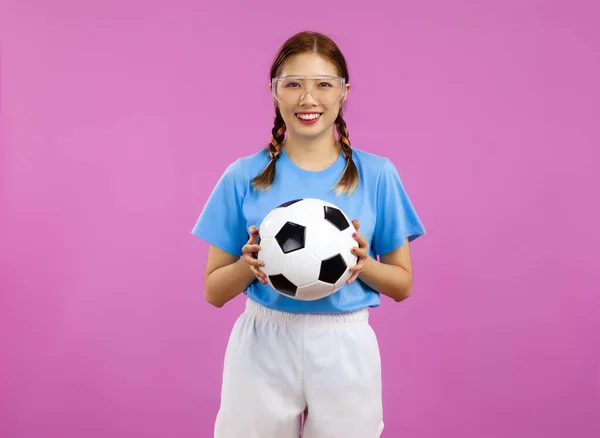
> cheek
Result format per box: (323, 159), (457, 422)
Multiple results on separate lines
(321, 109), (340, 127)
(278, 106), (296, 124)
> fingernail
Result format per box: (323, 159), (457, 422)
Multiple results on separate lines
(352, 232), (357, 237)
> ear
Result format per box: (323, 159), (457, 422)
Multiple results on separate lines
(342, 83), (351, 103)
(269, 82), (276, 102)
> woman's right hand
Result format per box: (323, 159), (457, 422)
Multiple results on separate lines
(242, 225), (268, 285)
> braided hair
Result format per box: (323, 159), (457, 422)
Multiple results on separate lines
(251, 107), (286, 190)
(251, 31), (359, 195)
(332, 108), (359, 195)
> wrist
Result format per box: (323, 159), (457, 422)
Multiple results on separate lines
(238, 257), (257, 282)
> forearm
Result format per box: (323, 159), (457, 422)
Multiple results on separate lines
(358, 256), (413, 302)
(204, 258), (256, 307)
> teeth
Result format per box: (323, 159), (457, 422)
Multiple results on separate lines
(297, 113), (320, 120)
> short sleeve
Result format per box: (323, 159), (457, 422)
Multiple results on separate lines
(372, 159), (426, 256)
(190, 160), (248, 257)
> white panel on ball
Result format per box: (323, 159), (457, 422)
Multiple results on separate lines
(258, 237), (285, 277)
(305, 222), (358, 262)
(296, 280), (335, 301)
(338, 232), (359, 269)
(277, 200), (320, 229)
(259, 207), (296, 239)
(281, 248), (321, 287)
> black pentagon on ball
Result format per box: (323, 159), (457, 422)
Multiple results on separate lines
(269, 274), (297, 297)
(277, 199), (303, 208)
(275, 222), (305, 254)
(323, 206), (350, 231)
(319, 254), (348, 284)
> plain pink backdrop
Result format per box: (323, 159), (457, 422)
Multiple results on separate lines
(1, 0), (599, 437)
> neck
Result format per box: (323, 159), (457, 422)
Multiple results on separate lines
(283, 130), (341, 171)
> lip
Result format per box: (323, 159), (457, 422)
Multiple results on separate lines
(295, 112), (322, 125)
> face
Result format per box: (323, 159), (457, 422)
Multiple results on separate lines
(271, 52), (350, 142)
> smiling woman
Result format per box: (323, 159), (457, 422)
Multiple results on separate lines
(252, 37), (357, 193)
(191, 30), (426, 438)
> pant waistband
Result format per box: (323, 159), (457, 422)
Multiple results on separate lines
(244, 298), (370, 326)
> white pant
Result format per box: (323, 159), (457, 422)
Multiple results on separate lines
(214, 298), (384, 438)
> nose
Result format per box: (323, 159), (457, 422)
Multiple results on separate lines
(299, 90), (319, 105)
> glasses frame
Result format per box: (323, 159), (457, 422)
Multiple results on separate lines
(271, 75), (347, 105)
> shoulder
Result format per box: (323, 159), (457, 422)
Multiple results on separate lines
(351, 147), (399, 180)
(220, 148), (271, 182)
(205, 148), (271, 203)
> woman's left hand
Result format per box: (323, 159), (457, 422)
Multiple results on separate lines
(347, 219), (370, 284)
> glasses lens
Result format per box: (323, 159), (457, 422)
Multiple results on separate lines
(274, 77), (342, 104)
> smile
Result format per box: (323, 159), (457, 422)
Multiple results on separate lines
(295, 112), (322, 124)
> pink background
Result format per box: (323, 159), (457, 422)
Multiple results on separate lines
(1, 1), (599, 437)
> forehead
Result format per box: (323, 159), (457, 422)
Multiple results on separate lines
(279, 52), (340, 77)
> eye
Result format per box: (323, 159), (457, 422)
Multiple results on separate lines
(318, 82), (333, 87)
(285, 82), (300, 88)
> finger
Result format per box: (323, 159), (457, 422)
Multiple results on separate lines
(247, 225), (259, 242)
(349, 257), (365, 272)
(250, 266), (268, 284)
(351, 232), (368, 249)
(243, 253), (264, 267)
(248, 259), (266, 276)
(359, 235), (368, 249)
(257, 268), (268, 284)
(242, 243), (261, 255)
(351, 238), (368, 255)
(347, 260), (363, 280)
(351, 246), (368, 259)
(352, 219), (360, 232)
(346, 269), (360, 284)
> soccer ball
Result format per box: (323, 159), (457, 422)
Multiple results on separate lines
(255, 198), (359, 301)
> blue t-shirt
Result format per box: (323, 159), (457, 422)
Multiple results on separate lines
(191, 146), (426, 314)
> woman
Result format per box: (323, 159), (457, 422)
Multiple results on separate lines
(192, 30), (426, 438)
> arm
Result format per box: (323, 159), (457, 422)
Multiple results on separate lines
(204, 244), (256, 308)
(358, 238), (414, 302)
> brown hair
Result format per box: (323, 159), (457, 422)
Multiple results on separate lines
(251, 31), (359, 195)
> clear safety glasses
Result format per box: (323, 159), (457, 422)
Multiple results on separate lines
(271, 75), (346, 105)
